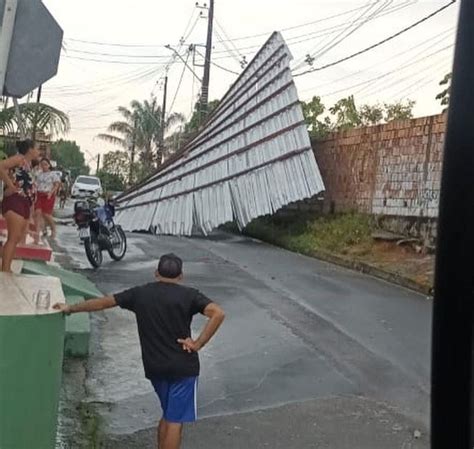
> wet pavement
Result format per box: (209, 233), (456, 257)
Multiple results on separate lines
(54, 208), (431, 448)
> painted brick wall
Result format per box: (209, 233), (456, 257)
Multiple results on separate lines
(313, 113), (447, 219)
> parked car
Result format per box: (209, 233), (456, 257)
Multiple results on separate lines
(71, 175), (103, 199)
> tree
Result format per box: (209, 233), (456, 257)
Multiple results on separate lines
(97, 97), (185, 180)
(301, 96), (332, 139)
(359, 103), (384, 126)
(0, 102), (69, 137)
(185, 98), (220, 135)
(50, 140), (90, 179)
(384, 100), (415, 122)
(102, 150), (130, 182)
(329, 95), (362, 130)
(96, 170), (125, 192)
(436, 72), (451, 111)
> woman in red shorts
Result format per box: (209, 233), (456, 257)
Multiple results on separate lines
(35, 158), (60, 241)
(0, 139), (40, 272)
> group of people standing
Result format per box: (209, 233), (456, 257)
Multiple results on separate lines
(0, 139), (63, 272)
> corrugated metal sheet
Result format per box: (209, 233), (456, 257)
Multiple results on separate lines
(116, 32), (325, 235)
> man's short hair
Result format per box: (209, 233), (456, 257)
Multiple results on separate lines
(157, 253), (183, 278)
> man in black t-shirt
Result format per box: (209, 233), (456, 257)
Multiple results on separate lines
(54, 253), (225, 449)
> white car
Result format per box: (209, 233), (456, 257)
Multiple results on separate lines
(71, 175), (103, 199)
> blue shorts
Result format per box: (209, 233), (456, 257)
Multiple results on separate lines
(151, 376), (198, 423)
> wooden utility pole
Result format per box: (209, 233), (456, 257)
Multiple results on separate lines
(129, 118), (138, 186)
(32, 85), (42, 140)
(158, 75), (168, 165)
(96, 153), (101, 174)
(200, 0), (214, 119)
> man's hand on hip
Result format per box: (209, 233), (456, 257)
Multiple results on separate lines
(177, 338), (202, 353)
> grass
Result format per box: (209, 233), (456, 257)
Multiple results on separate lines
(243, 212), (375, 257)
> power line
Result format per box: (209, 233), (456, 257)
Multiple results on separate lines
(302, 1), (393, 66)
(299, 26), (455, 95)
(63, 2), (384, 50)
(316, 44), (453, 98)
(65, 37), (168, 48)
(208, 0), (419, 61)
(64, 48), (172, 59)
(61, 54), (173, 65)
(293, 1), (455, 77)
(168, 50), (191, 115)
(293, 0), (387, 70)
(357, 54), (449, 98)
(194, 47), (239, 75)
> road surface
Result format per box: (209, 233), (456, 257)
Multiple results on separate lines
(55, 214), (431, 448)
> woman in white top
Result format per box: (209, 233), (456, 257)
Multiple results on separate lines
(34, 158), (60, 240)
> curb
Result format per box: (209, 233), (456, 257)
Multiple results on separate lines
(64, 295), (91, 358)
(240, 230), (433, 297)
(306, 249), (433, 296)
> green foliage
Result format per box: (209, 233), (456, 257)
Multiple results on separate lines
(97, 97), (185, 175)
(359, 103), (384, 126)
(244, 212), (374, 255)
(383, 100), (415, 122)
(436, 72), (452, 110)
(301, 96), (332, 139)
(0, 140), (6, 160)
(50, 140), (90, 179)
(185, 98), (220, 135)
(96, 169), (125, 192)
(301, 96), (416, 138)
(101, 150), (130, 183)
(329, 95), (362, 130)
(0, 102), (69, 137)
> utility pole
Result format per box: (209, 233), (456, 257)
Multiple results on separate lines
(32, 85), (42, 140)
(200, 0), (214, 120)
(96, 154), (100, 174)
(36, 85), (42, 103)
(129, 118), (138, 186)
(158, 75), (168, 166)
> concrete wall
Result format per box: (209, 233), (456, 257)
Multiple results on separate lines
(312, 113), (447, 243)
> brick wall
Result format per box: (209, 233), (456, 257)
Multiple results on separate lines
(312, 113), (447, 242)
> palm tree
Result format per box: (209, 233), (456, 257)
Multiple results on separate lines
(97, 97), (184, 183)
(0, 102), (70, 137)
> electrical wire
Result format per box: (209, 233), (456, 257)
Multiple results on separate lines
(293, 1), (456, 77)
(303, 1), (392, 64)
(293, 0), (386, 70)
(194, 48), (240, 75)
(63, 2), (384, 49)
(298, 26), (455, 96)
(316, 44), (453, 98)
(168, 50), (191, 116)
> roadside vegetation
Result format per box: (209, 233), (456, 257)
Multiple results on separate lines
(243, 212), (374, 256)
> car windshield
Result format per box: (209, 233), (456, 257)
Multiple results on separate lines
(76, 177), (100, 186)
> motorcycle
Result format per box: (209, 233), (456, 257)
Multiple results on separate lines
(73, 197), (127, 268)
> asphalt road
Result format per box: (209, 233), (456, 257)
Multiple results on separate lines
(55, 214), (431, 449)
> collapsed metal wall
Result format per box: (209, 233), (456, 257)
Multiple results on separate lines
(116, 32), (325, 235)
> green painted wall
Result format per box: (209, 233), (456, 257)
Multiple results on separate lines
(0, 313), (65, 449)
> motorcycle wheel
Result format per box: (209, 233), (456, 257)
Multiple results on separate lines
(84, 235), (103, 268)
(108, 226), (127, 261)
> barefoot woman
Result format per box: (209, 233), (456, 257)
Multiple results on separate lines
(0, 139), (40, 272)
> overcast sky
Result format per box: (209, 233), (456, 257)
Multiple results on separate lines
(41, 0), (459, 169)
